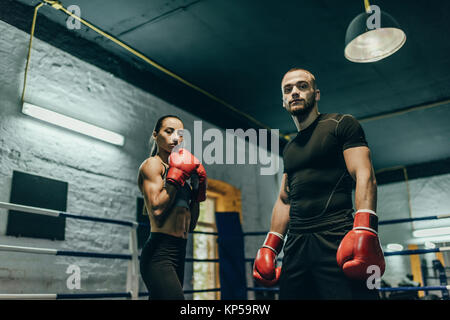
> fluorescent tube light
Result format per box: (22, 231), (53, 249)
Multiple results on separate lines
(22, 102), (124, 146)
(386, 243), (403, 252)
(413, 227), (450, 238)
(408, 235), (450, 246)
(424, 241), (436, 249)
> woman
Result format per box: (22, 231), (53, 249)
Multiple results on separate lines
(138, 115), (207, 300)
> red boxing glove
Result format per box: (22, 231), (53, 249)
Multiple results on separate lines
(253, 232), (284, 287)
(193, 164), (207, 202)
(336, 209), (386, 280)
(166, 148), (200, 187)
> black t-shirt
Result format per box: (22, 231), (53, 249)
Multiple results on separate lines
(282, 113), (368, 232)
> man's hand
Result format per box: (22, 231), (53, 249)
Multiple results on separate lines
(253, 232), (284, 287)
(337, 210), (385, 280)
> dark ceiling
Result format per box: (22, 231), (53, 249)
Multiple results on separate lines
(4, 0), (450, 171)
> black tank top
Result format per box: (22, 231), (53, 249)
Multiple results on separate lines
(283, 113), (368, 232)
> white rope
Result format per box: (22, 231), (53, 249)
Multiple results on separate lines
(0, 294), (57, 299)
(0, 201), (59, 217)
(0, 244), (57, 255)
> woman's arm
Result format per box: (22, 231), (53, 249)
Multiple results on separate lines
(139, 157), (178, 227)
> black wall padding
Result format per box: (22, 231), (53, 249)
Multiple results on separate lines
(6, 171), (67, 241)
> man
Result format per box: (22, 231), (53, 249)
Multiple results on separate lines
(253, 68), (385, 299)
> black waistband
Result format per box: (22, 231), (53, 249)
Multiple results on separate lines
(288, 209), (354, 234)
(150, 232), (188, 243)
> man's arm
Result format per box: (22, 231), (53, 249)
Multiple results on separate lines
(139, 158), (178, 227)
(343, 146), (377, 212)
(270, 173), (290, 235)
(253, 173), (290, 287)
(338, 146), (385, 280)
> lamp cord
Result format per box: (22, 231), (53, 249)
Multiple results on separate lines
(364, 0), (371, 13)
(21, 2), (44, 103)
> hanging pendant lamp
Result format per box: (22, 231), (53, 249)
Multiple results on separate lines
(344, 0), (406, 63)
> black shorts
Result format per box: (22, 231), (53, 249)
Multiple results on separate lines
(279, 222), (380, 300)
(140, 232), (187, 300)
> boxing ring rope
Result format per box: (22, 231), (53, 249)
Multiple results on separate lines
(183, 288), (221, 294)
(138, 221), (219, 236)
(185, 258), (220, 263)
(244, 258), (282, 263)
(0, 201), (221, 299)
(0, 244), (133, 260)
(0, 201), (136, 227)
(0, 292), (134, 300)
(1, 199), (449, 298)
(247, 285), (450, 293)
(379, 214), (450, 225)
(378, 286), (450, 292)
(384, 247), (450, 256)
(0, 201), (140, 299)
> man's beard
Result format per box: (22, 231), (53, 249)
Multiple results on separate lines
(290, 96), (315, 117)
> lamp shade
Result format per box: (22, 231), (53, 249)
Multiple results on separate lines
(345, 10), (406, 63)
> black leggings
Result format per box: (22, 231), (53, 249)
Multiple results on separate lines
(140, 232), (187, 300)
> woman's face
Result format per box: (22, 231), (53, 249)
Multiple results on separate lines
(154, 117), (184, 153)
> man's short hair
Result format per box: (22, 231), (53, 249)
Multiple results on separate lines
(282, 68), (317, 90)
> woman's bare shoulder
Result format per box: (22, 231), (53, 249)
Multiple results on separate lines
(139, 157), (163, 179)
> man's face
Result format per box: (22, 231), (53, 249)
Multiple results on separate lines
(281, 70), (319, 116)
